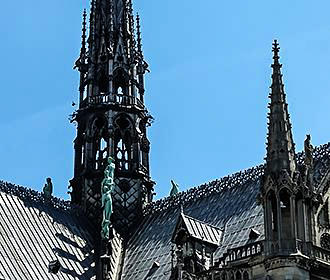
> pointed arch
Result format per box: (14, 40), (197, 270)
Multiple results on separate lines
(98, 69), (108, 93)
(114, 113), (134, 172)
(279, 187), (292, 242)
(266, 190), (278, 238)
(113, 67), (129, 95)
(89, 116), (109, 170)
(295, 191), (305, 241)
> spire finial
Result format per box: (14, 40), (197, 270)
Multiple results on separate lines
(272, 39), (281, 67)
(272, 39), (280, 55)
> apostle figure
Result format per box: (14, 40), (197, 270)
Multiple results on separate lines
(101, 157), (115, 240)
(304, 134), (313, 167)
(43, 177), (53, 198)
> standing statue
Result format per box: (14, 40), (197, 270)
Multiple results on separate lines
(170, 180), (180, 197)
(304, 134), (314, 167)
(43, 177), (53, 198)
(101, 157), (115, 240)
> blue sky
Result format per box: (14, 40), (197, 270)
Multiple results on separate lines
(1, 1), (329, 200)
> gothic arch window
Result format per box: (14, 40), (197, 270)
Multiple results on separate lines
(91, 117), (109, 170)
(267, 190), (278, 235)
(320, 233), (330, 250)
(243, 271), (249, 280)
(236, 271), (242, 280)
(221, 272), (227, 280)
(279, 188), (292, 240)
(114, 114), (133, 172)
(98, 70), (108, 93)
(295, 191), (305, 240)
(113, 68), (129, 95)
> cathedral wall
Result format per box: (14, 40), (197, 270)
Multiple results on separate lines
(266, 266), (309, 280)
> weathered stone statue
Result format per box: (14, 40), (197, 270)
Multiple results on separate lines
(101, 157), (115, 240)
(170, 180), (179, 197)
(43, 177), (53, 198)
(304, 134), (313, 167)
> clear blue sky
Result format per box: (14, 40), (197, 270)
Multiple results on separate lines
(1, 1), (329, 200)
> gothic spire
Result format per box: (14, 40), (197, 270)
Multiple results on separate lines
(80, 9), (87, 59)
(265, 40), (296, 175)
(136, 13), (143, 59)
(88, 0), (96, 50)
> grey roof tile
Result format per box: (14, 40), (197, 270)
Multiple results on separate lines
(121, 143), (330, 280)
(0, 182), (97, 279)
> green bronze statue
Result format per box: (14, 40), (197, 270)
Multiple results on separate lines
(170, 180), (179, 196)
(43, 177), (53, 198)
(101, 157), (115, 240)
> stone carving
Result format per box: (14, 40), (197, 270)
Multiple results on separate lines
(101, 157), (115, 240)
(170, 180), (180, 196)
(43, 177), (53, 198)
(304, 134), (315, 190)
(304, 134), (314, 167)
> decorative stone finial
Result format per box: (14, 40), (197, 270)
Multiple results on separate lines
(272, 39), (280, 61)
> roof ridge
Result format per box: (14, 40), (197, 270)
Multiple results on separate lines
(0, 180), (73, 211)
(143, 142), (330, 216)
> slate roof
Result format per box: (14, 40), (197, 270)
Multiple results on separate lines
(0, 181), (97, 280)
(175, 213), (223, 246)
(0, 143), (329, 280)
(121, 143), (330, 280)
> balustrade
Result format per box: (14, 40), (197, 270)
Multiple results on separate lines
(227, 242), (262, 262)
(312, 245), (330, 263)
(87, 93), (144, 108)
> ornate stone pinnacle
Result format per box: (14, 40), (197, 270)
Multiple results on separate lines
(272, 39), (280, 64)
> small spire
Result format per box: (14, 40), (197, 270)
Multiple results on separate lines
(74, 9), (88, 72)
(136, 13), (143, 59)
(81, 9), (87, 55)
(88, 0), (96, 49)
(265, 40), (296, 175)
(128, 0), (136, 59)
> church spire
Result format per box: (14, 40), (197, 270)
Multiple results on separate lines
(265, 40), (296, 175)
(71, 0), (154, 237)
